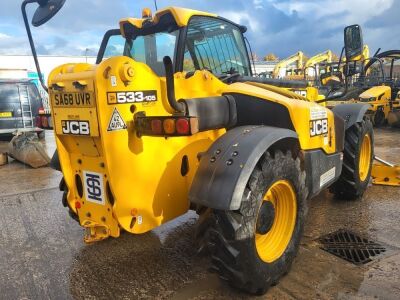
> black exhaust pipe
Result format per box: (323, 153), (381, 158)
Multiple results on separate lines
(163, 56), (185, 113)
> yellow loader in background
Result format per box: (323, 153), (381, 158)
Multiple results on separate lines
(271, 51), (306, 79)
(358, 85), (400, 126)
(22, 0), (375, 294)
(317, 30), (400, 186)
(304, 49), (333, 79)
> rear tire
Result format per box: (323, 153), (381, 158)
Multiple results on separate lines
(200, 150), (308, 295)
(330, 118), (373, 200)
(60, 177), (79, 223)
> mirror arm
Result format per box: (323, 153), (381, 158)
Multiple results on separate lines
(21, 0), (48, 92)
(244, 37), (256, 76)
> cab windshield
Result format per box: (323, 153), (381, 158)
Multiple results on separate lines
(98, 15), (251, 77)
(102, 30), (179, 76)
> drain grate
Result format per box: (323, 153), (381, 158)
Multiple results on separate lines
(318, 229), (386, 265)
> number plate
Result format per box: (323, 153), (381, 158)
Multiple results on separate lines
(107, 90), (157, 104)
(83, 171), (105, 205)
(53, 92), (94, 107)
(0, 112), (12, 118)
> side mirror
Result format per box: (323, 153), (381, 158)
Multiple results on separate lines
(32, 0), (66, 27)
(21, 0), (66, 92)
(239, 25), (247, 34)
(344, 24), (363, 61)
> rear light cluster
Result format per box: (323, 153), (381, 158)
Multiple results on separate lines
(135, 116), (199, 137)
(35, 114), (53, 129)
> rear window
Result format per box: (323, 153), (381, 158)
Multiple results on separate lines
(0, 84), (19, 103)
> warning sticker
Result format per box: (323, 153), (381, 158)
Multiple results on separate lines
(310, 106), (328, 120)
(320, 167), (336, 188)
(107, 107), (127, 132)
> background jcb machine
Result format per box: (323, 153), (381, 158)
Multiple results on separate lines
(271, 51), (306, 79)
(303, 49), (333, 79)
(23, 0), (374, 295)
(361, 50), (400, 127)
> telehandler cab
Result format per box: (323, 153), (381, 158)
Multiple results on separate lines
(22, 0), (374, 294)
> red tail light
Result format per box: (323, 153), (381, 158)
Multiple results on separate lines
(35, 116), (41, 127)
(136, 116), (198, 137)
(176, 118), (190, 134)
(41, 116), (48, 128)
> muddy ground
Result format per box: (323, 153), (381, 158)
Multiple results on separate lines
(0, 128), (399, 299)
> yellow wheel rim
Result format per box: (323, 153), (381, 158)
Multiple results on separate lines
(255, 180), (297, 263)
(358, 133), (372, 182)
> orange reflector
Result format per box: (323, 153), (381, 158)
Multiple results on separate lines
(151, 119), (162, 134)
(163, 119), (175, 134)
(176, 118), (190, 134)
(142, 8), (152, 18)
(75, 201), (81, 209)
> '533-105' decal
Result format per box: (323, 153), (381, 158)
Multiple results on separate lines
(107, 90), (157, 104)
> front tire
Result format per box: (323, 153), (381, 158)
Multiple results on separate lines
(202, 150), (308, 295)
(373, 109), (385, 127)
(330, 118), (374, 199)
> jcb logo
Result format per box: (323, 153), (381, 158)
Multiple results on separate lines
(61, 120), (90, 135)
(310, 118), (328, 137)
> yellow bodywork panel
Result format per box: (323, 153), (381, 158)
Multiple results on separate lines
(119, 6), (216, 36)
(48, 55), (336, 241)
(224, 82), (336, 154)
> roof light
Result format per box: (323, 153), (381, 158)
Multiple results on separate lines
(142, 8), (152, 18)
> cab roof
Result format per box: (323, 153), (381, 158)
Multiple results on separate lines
(119, 6), (217, 37)
(359, 85), (390, 98)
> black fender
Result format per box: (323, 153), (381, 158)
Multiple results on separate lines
(189, 125), (298, 210)
(331, 103), (369, 130)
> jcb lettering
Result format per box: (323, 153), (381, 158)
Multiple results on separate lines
(310, 118), (328, 137)
(61, 120), (90, 135)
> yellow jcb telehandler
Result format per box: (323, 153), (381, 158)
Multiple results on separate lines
(362, 50), (400, 127)
(22, 0), (374, 294)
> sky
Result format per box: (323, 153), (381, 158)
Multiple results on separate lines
(0, 0), (399, 60)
